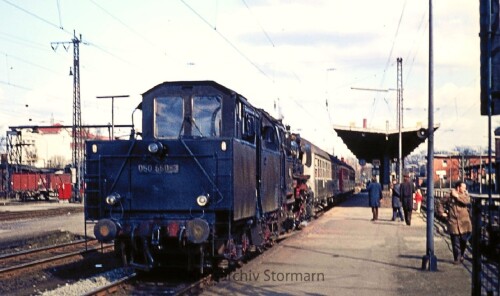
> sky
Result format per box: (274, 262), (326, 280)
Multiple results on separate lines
(0, 0), (492, 159)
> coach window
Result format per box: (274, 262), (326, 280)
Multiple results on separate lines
(193, 95), (222, 137)
(155, 96), (184, 139)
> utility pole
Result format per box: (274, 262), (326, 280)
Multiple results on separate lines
(51, 31), (83, 202)
(397, 57), (403, 182)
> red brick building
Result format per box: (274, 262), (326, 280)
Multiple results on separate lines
(433, 154), (494, 191)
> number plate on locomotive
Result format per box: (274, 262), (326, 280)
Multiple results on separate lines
(137, 164), (179, 174)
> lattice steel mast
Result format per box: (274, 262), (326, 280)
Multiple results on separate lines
(51, 31), (83, 202)
(397, 57), (403, 182)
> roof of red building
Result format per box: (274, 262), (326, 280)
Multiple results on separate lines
(38, 123), (63, 134)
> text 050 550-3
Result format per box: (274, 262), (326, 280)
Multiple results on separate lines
(138, 164), (179, 174)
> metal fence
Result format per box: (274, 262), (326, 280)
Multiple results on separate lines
(471, 197), (500, 296)
(421, 188), (499, 296)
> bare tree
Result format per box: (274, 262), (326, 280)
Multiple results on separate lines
(47, 155), (67, 169)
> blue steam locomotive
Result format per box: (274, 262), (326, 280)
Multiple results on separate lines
(85, 81), (354, 273)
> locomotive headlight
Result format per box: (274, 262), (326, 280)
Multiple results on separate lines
(148, 142), (163, 154)
(196, 195), (209, 207)
(106, 192), (121, 205)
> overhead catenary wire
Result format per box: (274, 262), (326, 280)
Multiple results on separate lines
(1, 0), (70, 34)
(179, 0), (273, 81)
(367, 0), (408, 127)
(242, 0), (275, 48)
(56, 0), (63, 30)
(0, 79), (32, 91)
(178, 0), (311, 130)
(2, 0), (143, 72)
(0, 31), (49, 51)
(1, 51), (62, 76)
(404, 10), (428, 85)
(88, 0), (158, 49)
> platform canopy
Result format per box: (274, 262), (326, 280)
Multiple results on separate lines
(333, 125), (439, 164)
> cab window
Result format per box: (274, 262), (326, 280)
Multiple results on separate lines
(154, 96), (184, 139)
(192, 95), (222, 137)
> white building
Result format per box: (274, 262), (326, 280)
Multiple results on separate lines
(7, 124), (107, 169)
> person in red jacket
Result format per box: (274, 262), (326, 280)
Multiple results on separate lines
(414, 188), (423, 213)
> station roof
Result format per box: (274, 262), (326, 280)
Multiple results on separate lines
(333, 125), (439, 163)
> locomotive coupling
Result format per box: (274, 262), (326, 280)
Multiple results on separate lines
(94, 219), (118, 243)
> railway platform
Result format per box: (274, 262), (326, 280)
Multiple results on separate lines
(202, 192), (471, 296)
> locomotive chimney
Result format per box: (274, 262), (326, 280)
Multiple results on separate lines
(363, 118), (367, 128)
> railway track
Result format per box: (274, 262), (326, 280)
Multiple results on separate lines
(0, 239), (113, 276)
(0, 207), (83, 221)
(82, 273), (213, 296)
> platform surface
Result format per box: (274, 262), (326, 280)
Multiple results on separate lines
(203, 193), (471, 296)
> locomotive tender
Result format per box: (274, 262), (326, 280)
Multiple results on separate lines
(85, 81), (354, 273)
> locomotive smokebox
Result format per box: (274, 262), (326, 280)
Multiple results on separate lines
(94, 219), (118, 243)
(186, 218), (210, 244)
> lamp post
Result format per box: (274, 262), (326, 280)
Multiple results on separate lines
(422, 0), (437, 271)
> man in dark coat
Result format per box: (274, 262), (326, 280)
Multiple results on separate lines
(391, 180), (404, 221)
(367, 176), (383, 221)
(400, 174), (415, 225)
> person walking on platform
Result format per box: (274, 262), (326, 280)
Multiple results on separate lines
(440, 181), (472, 264)
(414, 188), (423, 213)
(400, 174), (415, 225)
(390, 180), (404, 222)
(367, 176), (382, 221)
